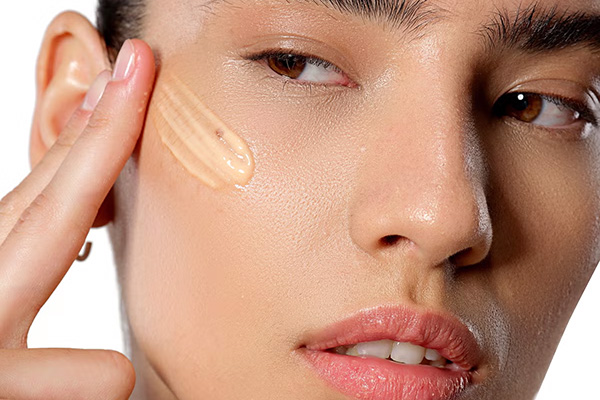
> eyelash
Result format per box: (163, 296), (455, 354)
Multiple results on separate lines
(494, 92), (597, 126)
(549, 95), (596, 124)
(244, 49), (597, 130)
(537, 94), (593, 122)
(244, 49), (351, 88)
(246, 49), (336, 68)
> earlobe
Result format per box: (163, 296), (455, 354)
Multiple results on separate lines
(30, 11), (110, 168)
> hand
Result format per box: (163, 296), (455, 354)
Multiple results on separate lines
(0, 39), (155, 399)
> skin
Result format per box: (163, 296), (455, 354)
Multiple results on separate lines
(0, 0), (598, 398)
(151, 73), (255, 188)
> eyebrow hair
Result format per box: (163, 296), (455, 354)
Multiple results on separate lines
(212, 0), (600, 55)
(300, 0), (444, 34)
(479, 3), (600, 54)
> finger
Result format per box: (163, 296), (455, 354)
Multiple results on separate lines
(0, 348), (135, 400)
(0, 39), (156, 344)
(0, 71), (112, 242)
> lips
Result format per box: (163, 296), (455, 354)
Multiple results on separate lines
(297, 304), (481, 400)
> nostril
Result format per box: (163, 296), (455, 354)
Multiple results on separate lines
(380, 235), (402, 246)
(449, 248), (471, 264)
(449, 245), (489, 268)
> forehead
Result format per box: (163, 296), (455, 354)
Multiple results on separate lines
(181, 0), (600, 19)
(145, 0), (600, 64)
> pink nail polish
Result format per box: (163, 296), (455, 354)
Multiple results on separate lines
(112, 40), (136, 81)
(82, 70), (111, 111)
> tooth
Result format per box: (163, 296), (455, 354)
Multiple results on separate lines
(355, 340), (394, 359)
(447, 362), (465, 372)
(346, 346), (359, 356)
(430, 358), (447, 368)
(425, 348), (442, 361)
(334, 346), (347, 355)
(390, 342), (426, 365)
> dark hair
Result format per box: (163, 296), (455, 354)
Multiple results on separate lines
(96, 0), (146, 62)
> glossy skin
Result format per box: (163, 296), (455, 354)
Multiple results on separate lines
(1, 0), (598, 398)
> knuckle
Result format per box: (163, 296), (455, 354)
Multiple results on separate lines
(0, 189), (25, 221)
(52, 109), (89, 148)
(52, 135), (77, 152)
(11, 191), (61, 235)
(85, 109), (112, 135)
(70, 107), (92, 123)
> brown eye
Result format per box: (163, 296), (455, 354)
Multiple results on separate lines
(495, 93), (543, 123)
(249, 51), (355, 87)
(493, 92), (590, 128)
(267, 54), (307, 79)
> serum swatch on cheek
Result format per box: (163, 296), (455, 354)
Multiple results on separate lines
(151, 74), (255, 189)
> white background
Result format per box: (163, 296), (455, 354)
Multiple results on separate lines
(1, 2), (598, 399)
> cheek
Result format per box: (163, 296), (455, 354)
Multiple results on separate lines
(490, 132), (600, 306)
(149, 72), (255, 189)
(480, 130), (600, 386)
(118, 129), (270, 395)
(118, 91), (363, 396)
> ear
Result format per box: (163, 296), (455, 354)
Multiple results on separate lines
(30, 11), (113, 227)
(31, 11), (110, 164)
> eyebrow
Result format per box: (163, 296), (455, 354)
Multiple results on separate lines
(216, 0), (600, 55)
(479, 3), (600, 54)
(300, 1), (600, 55)
(300, 0), (444, 34)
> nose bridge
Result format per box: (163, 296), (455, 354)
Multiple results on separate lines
(350, 84), (491, 268)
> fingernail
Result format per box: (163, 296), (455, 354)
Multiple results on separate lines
(112, 40), (136, 81)
(82, 70), (111, 111)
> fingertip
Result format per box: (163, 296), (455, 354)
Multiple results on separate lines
(95, 39), (156, 114)
(104, 350), (137, 397)
(115, 39), (156, 84)
(83, 39), (156, 131)
(129, 39), (156, 67)
(131, 39), (157, 92)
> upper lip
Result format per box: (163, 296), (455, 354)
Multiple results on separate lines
(300, 304), (481, 371)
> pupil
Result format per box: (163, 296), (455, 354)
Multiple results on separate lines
(281, 55), (295, 69)
(268, 54), (307, 79)
(512, 93), (529, 111)
(495, 92), (543, 123)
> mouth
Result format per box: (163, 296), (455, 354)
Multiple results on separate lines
(297, 304), (482, 400)
(327, 339), (457, 370)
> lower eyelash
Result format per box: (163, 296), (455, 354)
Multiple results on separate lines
(270, 74), (320, 94)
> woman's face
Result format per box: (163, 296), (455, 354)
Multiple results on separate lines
(109, 0), (600, 398)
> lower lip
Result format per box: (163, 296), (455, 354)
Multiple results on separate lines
(300, 349), (472, 400)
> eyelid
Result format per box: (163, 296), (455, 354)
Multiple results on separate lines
(238, 35), (361, 82)
(246, 49), (340, 73)
(494, 92), (597, 129)
(494, 79), (600, 126)
(244, 48), (358, 88)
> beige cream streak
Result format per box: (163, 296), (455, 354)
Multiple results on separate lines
(152, 74), (255, 189)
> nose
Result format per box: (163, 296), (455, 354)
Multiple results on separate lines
(349, 97), (492, 269)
